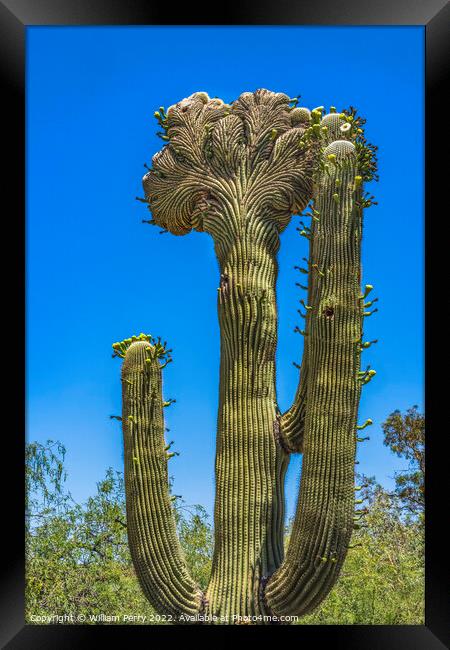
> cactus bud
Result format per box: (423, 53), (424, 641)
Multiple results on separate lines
(361, 339), (378, 349)
(361, 370), (377, 385)
(360, 284), (374, 299)
(356, 418), (373, 430)
(194, 92), (210, 104)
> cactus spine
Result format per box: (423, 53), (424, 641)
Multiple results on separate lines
(114, 90), (378, 624)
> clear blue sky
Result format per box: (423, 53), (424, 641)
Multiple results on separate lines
(26, 26), (424, 519)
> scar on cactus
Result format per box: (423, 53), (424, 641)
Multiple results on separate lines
(114, 89), (379, 624)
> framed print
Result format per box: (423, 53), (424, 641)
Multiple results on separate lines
(1, 0), (448, 646)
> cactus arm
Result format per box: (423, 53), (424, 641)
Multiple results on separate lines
(277, 111), (361, 457)
(120, 338), (203, 620)
(264, 116), (364, 617)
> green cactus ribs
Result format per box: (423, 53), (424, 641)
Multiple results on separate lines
(113, 89), (379, 624)
(112, 335), (204, 622)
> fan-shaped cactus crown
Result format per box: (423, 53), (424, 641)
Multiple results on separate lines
(143, 89), (317, 240)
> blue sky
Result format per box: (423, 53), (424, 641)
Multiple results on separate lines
(26, 26), (424, 519)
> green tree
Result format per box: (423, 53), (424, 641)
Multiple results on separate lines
(382, 405), (425, 518)
(26, 441), (212, 624)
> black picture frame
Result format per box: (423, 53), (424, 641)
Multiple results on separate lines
(2, 1), (448, 646)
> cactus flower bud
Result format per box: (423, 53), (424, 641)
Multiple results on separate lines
(360, 284), (374, 299)
(356, 418), (373, 430)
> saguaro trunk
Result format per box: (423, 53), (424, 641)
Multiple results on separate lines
(206, 218), (288, 619)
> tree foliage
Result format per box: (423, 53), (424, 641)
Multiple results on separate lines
(382, 405), (425, 517)
(26, 442), (212, 624)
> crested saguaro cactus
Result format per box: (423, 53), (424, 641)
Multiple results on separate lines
(113, 90), (378, 624)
